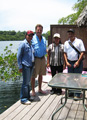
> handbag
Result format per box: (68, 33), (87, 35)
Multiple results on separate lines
(69, 41), (85, 60)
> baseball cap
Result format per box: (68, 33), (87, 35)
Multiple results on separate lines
(53, 33), (60, 38)
(67, 29), (75, 33)
(26, 30), (34, 35)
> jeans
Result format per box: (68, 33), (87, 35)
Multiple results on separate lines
(20, 65), (33, 103)
(68, 60), (83, 97)
(68, 60), (83, 73)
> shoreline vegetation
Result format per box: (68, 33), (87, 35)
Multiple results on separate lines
(0, 30), (49, 41)
(0, 44), (21, 82)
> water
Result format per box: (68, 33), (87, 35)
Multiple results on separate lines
(0, 41), (21, 55)
(0, 78), (22, 114)
(0, 41), (22, 114)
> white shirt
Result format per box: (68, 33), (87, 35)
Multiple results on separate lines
(55, 46), (58, 64)
(64, 37), (85, 61)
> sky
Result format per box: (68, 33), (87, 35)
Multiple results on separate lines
(0, 0), (77, 33)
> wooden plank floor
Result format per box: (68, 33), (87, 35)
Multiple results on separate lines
(0, 77), (87, 120)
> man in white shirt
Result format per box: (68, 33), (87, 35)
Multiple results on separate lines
(64, 29), (85, 98)
(64, 29), (85, 73)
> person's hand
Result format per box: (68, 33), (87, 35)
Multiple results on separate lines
(74, 61), (79, 68)
(66, 62), (71, 67)
(47, 63), (50, 68)
(19, 69), (22, 73)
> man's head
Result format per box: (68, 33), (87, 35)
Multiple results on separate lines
(35, 24), (43, 37)
(67, 29), (75, 41)
(67, 29), (75, 33)
(25, 30), (34, 43)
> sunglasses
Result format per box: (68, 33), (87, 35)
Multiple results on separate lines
(27, 34), (33, 37)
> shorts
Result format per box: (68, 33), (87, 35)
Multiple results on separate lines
(32, 57), (46, 78)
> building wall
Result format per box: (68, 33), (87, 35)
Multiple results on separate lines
(49, 25), (87, 70)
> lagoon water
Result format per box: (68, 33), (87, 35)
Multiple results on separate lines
(0, 41), (21, 55)
(0, 41), (22, 114)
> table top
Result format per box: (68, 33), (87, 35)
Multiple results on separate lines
(48, 73), (87, 90)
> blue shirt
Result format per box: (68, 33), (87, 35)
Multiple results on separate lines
(17, 39), (34, 69)
(32, 34), (47, 57)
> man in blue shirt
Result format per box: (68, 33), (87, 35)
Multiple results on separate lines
(17, 30), (34, 105)
(31, 24), (47, 96)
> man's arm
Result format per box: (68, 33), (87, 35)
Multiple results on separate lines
(64, 52), (71, 67)
(74, 52), (85, 68)
(47, 49), (50, 67)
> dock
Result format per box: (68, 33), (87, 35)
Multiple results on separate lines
(0, 74), (87, 120)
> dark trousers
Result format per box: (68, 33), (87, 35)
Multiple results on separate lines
(50, 65), (63, 76)
(50, 65), (63, 92)
(68, 60), (83, 73)
(68, 60), (83, 97)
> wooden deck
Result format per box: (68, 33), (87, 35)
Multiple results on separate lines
(0, 75), (87, 120)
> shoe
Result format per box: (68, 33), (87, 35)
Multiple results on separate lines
(74, 93), (82, 101)
(74, 93), (82, 98)
(50, 90), (55, 95)
(74, 96), (79, 101)
(57, 91), (62, 95)
(57, 89), (62, 95)
(50, 88), (57, 95)
(21, 101), (31, 105)
(29, 96), (35, 101)
(68, 93), (74, 97)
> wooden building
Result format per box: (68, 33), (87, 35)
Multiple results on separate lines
(48, 24), (87, 70)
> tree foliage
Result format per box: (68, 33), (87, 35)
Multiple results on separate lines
(0, 31), (26, 41)
(0, 44), (21, 81)
(0, 30), (49, 41)
(42, 31), (50, 40)
(58, 0), (87, 24)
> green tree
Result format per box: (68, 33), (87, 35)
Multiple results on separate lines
(0, 44), (21, 81)
(0, 30), (48, 41)
(10, 30), (16, 35)
(42, 31), (50, 40)
(58, 0), (87, 24)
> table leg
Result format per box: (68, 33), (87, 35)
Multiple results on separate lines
(51, 89), (68, 120)
(83, 90), (87, 111)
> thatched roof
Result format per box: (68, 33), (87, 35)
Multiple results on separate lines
(76, 6), (87, 26)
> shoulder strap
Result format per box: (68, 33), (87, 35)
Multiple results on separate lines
(69, 41), (80, 54)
